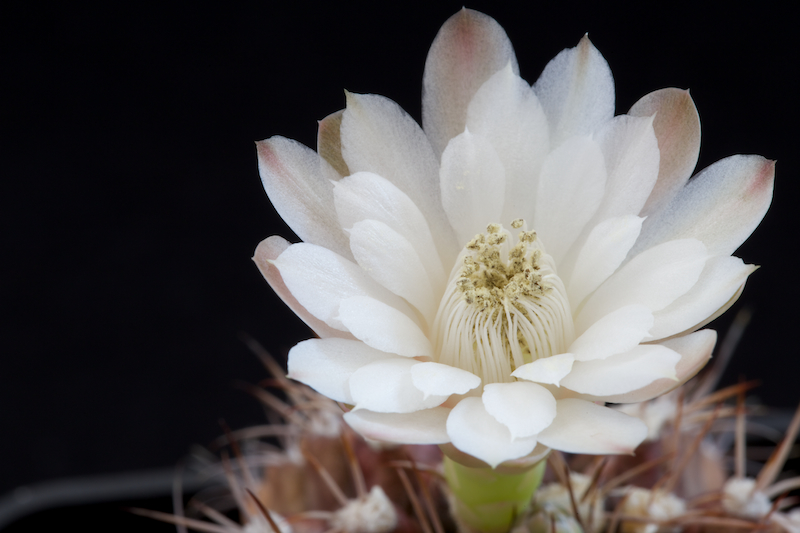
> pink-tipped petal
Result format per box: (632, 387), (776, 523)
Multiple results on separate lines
(533, 35), (615, 146)
(537, 399), (647, 454)
(256, 137), (352, 260)
(634, 155), (775, 257)
(630, 88), (701, 219)
(422, 8), (518, 158)
(287, 338), (393, 403)
(253, 237), (354, 340)
(344, 408), (450, 445)
(592, 329), (717, 404)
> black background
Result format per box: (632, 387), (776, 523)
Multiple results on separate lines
(2, 0), (798, 510)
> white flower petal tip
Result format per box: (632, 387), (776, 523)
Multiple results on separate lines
(483, 383), (557, 439)
(537, 399), (648, 455)
(338, 296), (432, 357)
(512, 353), (575, 386)
(446, 397), (540, 468)
(343, 408), (450, 445)
(410, 362), (481, 399)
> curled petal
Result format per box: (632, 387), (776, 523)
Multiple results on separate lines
(253, 237), (354, 339)
(593, 329), (717, 403)
(344, 408), (451, 444)
(560, 345), (681, 396)
(447, 397), (539, 468)
(350, 358), (445, 413)
(257, 137), (351, 260)
(482, 382), (557, 439)
(630, 88), (701, 219)
(511, 353), (575, 386)
(410, 362), (481, 399)
(537, 399), (647, 454)
(423, 8), (518, 158)
(287, 338), (392, 404)
(338, 296), (432, 357)
(533, 35), (615, 146)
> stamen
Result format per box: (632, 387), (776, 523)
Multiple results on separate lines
(433, 221), (573, 384)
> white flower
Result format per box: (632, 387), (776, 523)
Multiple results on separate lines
(253, 9), (773, 468)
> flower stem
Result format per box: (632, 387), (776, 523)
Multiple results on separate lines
(443, 456), (546, 533)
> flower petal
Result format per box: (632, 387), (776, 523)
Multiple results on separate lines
(629, 88), (701, 219)
(410, 362), (481, 399)
(633, 155), (775, 257)
(253, 237), (354, 339)
(594, 329), (717, 403)
(317, 109), (349, 177)
(422, 8), (518, 159)
(447, 397), (539, 468)
(534, 135), (607, 263)
(465, 64), (550, 225)
(537, 399), (647, 454)
(334, 172), (446, 290)
(569, 304), (654, 362)
(511, 353), (575, 386)
(256, 137), (352, 260)
(341, 92), (458, 261)
(338, 296), (433, 357)
(576, 238), (708, 334)
(287, 338), (392, 403)
(440, 129), (505, 245)
(344, 408), (450, 444)
(565, 215), (644, 309)
(650, 256), (757, 340)
(350, 358), (445, 413)
(483, 382), (557, 439)
(533, 35), (615, 146)
(560, 344), (681, 396)
(592, 114), (660, 221)
(348, 219), (438, 322)
(273, 243), (418, 331)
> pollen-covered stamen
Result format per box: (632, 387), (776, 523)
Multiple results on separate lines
(433, 220), (573, 384)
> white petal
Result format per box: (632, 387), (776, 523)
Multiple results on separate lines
(348, 219), (437, 322)
(537, 398), (647, 454)
(533, 35), (615, 146)
(410, 362), (481, 399)
(422, 8), (518, 158)
(253, 237), (354, 339)
(633, 155), (775, 257)
(287, 338), (392, 403)
(534, 136), (607, 263)
(650, 256), (757, 340)
(595, 330), (716, 403)
(465, 64), (550, 225)
(576, 239), (709, 334)
(439, 130), (505, 245)
(482, 382), (557, 439)
(592, 114), (660, 221)
(447, 397), (539, 468)
(256, 137), (352, 260)
(317, 109), (349, 177)
(560, 345), (681, 396)
(629, 88), (701, 219)
(273, 243), (417, 330)
(569, 305), (654, 361)
(341, 92), (458, 261)
(511, 353), (575, 386)
(334, 172), (446, 290)
(350, 358), (445, 413)
(344, 408), (450, 444)
(338, 296), (433, 357)
(566, 216), (644, 308)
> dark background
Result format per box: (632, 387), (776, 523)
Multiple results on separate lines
(2, 0), (797, 514)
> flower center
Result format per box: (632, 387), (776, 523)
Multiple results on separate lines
(433, 220), (573, 384)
